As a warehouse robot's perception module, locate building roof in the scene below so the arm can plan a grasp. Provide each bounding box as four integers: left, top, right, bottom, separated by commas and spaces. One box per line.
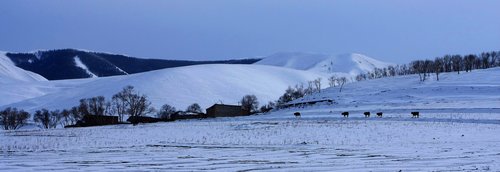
207, 104, 242, 109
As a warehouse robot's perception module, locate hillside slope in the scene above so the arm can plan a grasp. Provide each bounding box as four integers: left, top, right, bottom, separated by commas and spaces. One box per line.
256, 52, 393, 76
0, 52, 47, 83
1, 64, 326, 112
284, 67, 500, 114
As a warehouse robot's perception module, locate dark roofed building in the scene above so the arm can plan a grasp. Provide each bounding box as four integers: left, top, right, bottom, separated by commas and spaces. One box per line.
206, 104, 250, 118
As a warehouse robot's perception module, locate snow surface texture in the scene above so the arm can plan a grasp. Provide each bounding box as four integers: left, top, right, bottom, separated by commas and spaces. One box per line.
256, 52, 393, 77
73, 56, 98, 78
0, 52, 47, 83
0, 64, 326, 112
1, 112, 499, 171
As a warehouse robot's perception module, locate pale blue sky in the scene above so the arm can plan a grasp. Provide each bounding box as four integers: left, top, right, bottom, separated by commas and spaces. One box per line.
1, 0, 499, 63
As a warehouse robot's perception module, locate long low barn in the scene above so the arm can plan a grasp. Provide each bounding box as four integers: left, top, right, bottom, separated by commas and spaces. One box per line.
206, 104, 250, 118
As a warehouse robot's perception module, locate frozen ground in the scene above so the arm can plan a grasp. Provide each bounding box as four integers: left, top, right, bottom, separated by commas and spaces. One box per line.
1, 111, 500, 171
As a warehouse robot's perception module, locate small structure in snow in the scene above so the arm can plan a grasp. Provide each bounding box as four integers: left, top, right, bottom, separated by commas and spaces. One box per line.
376, 112, 383, 118
206, 104, 250, 118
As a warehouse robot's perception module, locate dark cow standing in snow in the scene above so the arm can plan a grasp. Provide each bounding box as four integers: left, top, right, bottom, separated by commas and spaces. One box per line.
341, 112, 349, 118
411, 112, 420, 118
364, 112, 370, 118
376, 112, 383, 118
294, 112, 301, 118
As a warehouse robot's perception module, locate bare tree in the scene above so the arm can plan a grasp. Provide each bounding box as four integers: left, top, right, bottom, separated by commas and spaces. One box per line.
59, 109, 72, 127
481, 52, 490, 69
78, 96, 106, 116
186, 103, 203, 113
113, 86, 154, 117
451, 55, 462, 74
89, 96, 106, 116
0, 107, 30, 130
34, 109, 60, 129
490, 51, 498, 67
464, 54, 476, 72
157, 104, 176, 119
434, 57, 443, 81
338, 77, 347, 92
241, 94, 259, 113
387, 65, 396, 77
328, 75, 337, 87
70, 106, 83, 124
78, 99, 91, 116
423, 60, 433, 80
305, 81, 314, 95
111, 94, 127, 122
411, 60, 424, 81
313, 78, 322, 92
292, 84, 305, 100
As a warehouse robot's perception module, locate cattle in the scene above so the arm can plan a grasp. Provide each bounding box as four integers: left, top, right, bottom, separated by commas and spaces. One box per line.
341, 112, 349, 118
376, 112, 383, 118
411, 111, 420, 118
363, 112, 370, 118
294, 112, 301, 118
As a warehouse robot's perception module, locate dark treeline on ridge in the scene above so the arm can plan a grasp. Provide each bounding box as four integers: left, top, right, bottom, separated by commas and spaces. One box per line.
355, 51, 500, 82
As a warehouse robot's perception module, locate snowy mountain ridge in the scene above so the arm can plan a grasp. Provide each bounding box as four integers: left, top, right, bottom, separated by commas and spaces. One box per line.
256, 52, 393, 76
3, 49, 261, 80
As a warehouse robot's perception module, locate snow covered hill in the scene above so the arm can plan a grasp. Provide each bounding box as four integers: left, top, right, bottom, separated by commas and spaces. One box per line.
1, 64, 326, 112
284, 67, 500, 114
256, 52, 393, 76
0, 52, 47, 83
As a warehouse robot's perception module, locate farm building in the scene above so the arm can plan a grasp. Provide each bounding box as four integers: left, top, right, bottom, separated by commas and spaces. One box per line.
206, 104, 250, 118
66, 115, 119, 128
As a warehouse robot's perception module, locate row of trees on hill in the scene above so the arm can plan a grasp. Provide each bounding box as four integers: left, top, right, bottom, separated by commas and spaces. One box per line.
355, 51, 500, 82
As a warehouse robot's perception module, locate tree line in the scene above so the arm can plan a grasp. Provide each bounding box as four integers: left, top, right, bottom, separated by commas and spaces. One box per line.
355, 51, 500, 82
0, 86, 206, 130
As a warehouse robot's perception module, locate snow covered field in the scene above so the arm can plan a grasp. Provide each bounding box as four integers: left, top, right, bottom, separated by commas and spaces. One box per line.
2, 112, 500, 171
1, 53, 499, 171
